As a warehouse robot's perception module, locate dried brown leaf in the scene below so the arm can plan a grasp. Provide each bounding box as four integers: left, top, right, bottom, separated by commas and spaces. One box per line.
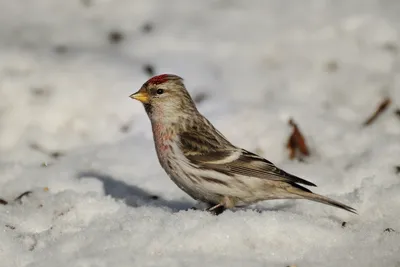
287, 118, 310, 160
363, 97, 391, 126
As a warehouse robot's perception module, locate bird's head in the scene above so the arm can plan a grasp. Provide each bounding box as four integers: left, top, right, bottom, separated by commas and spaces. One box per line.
130, 74, 198, 123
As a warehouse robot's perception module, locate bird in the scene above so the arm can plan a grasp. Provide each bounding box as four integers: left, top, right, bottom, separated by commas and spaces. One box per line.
130, 74, 356, 215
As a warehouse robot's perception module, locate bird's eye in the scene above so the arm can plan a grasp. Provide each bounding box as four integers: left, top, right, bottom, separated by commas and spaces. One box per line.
156, 89, 164, 95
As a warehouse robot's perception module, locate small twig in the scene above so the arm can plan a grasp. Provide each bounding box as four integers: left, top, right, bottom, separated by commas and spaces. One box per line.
14, 191, 32, 204
363, 97, 391, 126
0, 198, 8, 205
287, 118, 310, 160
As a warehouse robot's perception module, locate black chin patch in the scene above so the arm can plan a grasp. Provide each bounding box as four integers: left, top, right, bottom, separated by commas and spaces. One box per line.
144, 103, 152, 115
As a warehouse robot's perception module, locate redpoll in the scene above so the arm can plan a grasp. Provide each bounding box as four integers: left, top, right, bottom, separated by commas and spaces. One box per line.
130, 74, 356, 215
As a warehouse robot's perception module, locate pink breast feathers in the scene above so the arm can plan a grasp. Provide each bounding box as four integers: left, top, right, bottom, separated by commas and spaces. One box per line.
153, 124, 172, 154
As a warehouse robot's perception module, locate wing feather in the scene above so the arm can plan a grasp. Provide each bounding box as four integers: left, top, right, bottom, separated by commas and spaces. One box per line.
179, 130, 316, 187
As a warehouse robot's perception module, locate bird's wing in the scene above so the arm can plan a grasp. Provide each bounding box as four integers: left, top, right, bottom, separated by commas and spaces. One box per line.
179, 123, 235, 155
179, 131, 316, 187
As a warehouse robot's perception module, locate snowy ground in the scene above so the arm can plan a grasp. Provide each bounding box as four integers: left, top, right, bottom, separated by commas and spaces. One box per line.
1, 0, 400, 266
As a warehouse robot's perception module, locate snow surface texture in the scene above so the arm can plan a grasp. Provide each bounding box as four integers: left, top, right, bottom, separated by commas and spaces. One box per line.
1, 0, 400, 266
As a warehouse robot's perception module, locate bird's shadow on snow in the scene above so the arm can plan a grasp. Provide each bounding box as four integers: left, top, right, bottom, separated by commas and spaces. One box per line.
76, 171, 301, 215
77, 171, 193, 212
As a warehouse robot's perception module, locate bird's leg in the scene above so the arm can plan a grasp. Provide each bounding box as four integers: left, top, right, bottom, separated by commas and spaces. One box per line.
206, 196, 235, 215
221, 196, 236, 209
207, 203, 223, 211
206, 204, 226, 215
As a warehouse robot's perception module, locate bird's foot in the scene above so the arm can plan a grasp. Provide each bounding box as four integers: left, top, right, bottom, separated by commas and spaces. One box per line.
207, 203, 223, 212
206, 196, 235, 216
206, 204, 226, 216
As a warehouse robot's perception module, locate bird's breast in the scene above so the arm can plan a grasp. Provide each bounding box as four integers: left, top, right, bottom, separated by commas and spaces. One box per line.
152, 124, 175, 167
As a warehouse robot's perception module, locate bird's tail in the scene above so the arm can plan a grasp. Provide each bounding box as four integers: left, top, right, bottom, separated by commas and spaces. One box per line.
287, 184, 357, 214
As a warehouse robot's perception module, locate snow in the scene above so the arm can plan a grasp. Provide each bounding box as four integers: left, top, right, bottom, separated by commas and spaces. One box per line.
1, 0, 400, 266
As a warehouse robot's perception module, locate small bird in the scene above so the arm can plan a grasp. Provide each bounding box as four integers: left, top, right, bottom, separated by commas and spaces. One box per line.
130, 74, 356, 215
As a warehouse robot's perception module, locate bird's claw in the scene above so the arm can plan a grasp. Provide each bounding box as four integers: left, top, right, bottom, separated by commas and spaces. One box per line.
206, 196, 235, 215
206, 204, 226, 215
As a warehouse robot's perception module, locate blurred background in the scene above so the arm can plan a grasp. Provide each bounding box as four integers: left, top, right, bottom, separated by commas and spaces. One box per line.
0, 0, 399, 163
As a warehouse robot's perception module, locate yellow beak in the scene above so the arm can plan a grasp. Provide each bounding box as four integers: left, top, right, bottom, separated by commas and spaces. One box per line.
129, 90, 149, 104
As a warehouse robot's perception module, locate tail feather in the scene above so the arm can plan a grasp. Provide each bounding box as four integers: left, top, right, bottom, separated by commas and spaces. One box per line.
287, 185, 357, 214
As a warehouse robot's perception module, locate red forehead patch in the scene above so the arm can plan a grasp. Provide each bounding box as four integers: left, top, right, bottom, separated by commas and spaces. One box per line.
147, 74, 169, 85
